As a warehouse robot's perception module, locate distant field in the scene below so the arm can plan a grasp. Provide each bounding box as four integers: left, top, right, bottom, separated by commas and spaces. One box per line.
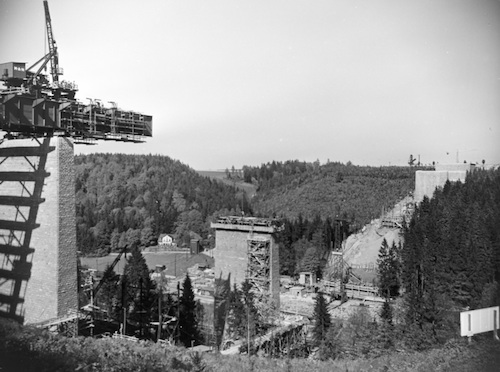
196, 170, 227, 179
196, 170, 257, 199
80, 251, 214, 278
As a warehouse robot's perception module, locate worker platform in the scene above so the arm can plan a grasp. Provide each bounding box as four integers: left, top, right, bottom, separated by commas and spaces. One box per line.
0, 67, 152, 143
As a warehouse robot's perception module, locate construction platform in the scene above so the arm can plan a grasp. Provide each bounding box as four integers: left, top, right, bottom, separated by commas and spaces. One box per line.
0, 87, 152, 143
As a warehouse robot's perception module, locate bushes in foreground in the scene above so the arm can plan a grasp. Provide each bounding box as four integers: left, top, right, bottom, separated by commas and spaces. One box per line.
1, 317, 499, 372
0, 318, 206, 372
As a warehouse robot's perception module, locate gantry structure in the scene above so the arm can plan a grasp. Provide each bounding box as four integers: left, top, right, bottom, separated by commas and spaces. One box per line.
0, 1, 152, 324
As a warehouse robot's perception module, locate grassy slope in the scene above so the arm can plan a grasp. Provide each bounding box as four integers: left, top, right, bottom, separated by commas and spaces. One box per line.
81, 252, 214, 277
196, 170, 257, 199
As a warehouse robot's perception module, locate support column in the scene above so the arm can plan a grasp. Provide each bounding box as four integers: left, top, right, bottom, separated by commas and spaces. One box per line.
21, 137, 78, 324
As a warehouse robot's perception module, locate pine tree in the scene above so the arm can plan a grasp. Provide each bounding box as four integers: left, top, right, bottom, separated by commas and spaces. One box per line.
312, 292, 331, 344
240, 280, 259, 353
226, 284, 246, 338
213, 274, 230, 349
178, 273, 200, 347
379, 299, 393, 324
123, 244, 154, 335
377, 238, 400, 298
96, 264, 120, 321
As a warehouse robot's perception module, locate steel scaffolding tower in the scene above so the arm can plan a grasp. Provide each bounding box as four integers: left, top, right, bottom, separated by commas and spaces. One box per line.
246, 236, 271, 295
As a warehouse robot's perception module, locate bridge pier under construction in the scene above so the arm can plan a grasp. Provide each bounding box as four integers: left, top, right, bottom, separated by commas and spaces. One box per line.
0, 137, 78, 324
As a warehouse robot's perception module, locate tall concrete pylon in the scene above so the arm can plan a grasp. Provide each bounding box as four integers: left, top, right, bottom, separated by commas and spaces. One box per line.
211, 216, 280, 309
0, 137, 77, 324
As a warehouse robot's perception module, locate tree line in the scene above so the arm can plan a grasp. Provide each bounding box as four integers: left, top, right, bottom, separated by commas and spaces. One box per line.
276, 215, 350, 277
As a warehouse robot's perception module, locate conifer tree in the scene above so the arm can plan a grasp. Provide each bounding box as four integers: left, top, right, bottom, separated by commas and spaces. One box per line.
377, 238, 400, 298
312, 292, 331, 344
123, 243, 154, 335
178, 273, 200, 347
96, 264, 120, 321
213, 274, 230, 349
380, 299, 393, 324
240, 280, 259, 353
226, 284, 246, 338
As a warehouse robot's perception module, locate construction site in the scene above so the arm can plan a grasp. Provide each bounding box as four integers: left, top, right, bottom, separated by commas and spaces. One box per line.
0, 0, 486, 359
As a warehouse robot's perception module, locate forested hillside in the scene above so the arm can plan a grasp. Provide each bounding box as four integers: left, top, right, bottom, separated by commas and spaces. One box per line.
402, 167, 500, 342
244, 160, 428, 230
75, 154, 251, 256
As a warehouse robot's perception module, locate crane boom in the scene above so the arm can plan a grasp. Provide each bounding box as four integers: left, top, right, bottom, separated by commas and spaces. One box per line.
43, 0, 60, 83
92, 246, 127, 297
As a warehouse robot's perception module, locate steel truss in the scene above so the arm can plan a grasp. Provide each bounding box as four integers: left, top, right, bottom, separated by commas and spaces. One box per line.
246, 236, 271, 295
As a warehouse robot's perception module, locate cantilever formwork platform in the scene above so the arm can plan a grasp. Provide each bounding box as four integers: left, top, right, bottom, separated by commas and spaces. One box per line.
0, 89, 152, 143
211, 216, 281, 308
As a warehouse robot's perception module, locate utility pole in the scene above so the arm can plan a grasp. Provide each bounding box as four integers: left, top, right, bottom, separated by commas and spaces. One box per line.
176, 281, 180, 345
90, 275, 94, 337
247, 304, 250, 356
157, 272, 163, 341
139, 277, 144, 338
121, 277, 127, 335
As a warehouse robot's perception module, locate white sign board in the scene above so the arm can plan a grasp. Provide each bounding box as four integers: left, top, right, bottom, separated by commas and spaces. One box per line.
460, 306, 499, 337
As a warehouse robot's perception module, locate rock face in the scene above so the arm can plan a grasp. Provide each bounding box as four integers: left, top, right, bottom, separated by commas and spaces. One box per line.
343, 221, 402, 269
343, 195, 411, 270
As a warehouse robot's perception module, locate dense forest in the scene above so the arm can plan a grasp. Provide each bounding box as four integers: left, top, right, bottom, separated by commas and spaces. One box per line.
243, 160, 429, 229
401, 167, 500, 343
75, 154, 251, 256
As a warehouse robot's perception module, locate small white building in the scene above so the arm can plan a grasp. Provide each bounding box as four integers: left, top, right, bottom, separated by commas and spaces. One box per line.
298, 271, 316, 286
158, 234, 175, 247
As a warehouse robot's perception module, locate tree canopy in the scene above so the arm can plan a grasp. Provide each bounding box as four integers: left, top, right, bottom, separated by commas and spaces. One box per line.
75, 153, 251, 256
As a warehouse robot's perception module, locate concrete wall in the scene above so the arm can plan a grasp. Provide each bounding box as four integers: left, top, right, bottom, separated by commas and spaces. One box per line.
414, 164, 473, 203
212, 223, 280, 307
0, 137, 78, 324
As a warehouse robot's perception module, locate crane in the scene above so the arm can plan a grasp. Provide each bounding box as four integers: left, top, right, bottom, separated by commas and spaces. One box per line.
26, 0, 69, 92
92, 245, 128, 298
1, 0, 151, 142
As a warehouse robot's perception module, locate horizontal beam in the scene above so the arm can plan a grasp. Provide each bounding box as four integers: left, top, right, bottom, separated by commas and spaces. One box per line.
0, 265, 32, 281
0, 244, 35, 256
0, 219, 40, 231
0, 196, 45, 206
0, 309, 24, 323
0, 146, 55, 157
0, 171, 50, 182
211, 223, 275, 233
0, 293, 24, 305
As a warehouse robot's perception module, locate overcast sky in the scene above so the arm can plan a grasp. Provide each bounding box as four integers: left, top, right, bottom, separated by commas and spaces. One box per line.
1, 0, 499, 169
